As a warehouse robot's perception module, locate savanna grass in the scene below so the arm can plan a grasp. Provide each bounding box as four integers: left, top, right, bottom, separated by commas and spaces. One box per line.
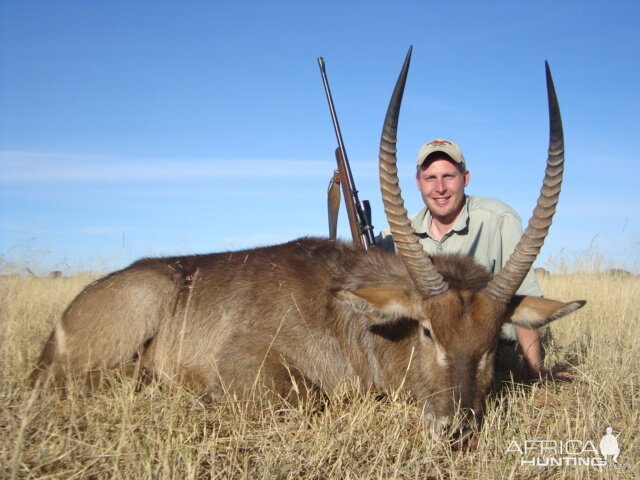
1, 270, 638, 479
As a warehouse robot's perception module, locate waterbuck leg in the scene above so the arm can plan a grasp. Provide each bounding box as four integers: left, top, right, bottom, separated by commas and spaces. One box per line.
30, 261, 184, 387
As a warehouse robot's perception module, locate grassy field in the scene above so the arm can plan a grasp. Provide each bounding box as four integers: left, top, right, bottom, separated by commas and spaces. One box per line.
1, 271, 638, 479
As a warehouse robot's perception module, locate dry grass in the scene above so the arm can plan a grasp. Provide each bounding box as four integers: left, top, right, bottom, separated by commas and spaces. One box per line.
1, 271, 638, 479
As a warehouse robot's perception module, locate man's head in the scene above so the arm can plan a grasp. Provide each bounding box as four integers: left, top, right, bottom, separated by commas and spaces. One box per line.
415, 139, 470, 225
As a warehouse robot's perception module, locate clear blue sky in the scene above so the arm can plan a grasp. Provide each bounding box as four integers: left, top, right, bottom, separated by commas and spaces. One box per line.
1, 0, 639, 274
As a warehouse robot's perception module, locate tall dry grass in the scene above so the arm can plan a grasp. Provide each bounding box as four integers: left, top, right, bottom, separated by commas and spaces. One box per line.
1, 271, 638, 479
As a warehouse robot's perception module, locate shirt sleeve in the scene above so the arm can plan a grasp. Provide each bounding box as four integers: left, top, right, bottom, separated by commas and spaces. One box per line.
376, 227, 398, 252
499, 212, 543, 297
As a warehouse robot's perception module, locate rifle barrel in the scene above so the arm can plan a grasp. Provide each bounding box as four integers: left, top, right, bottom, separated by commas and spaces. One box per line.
317, 58, 359, 198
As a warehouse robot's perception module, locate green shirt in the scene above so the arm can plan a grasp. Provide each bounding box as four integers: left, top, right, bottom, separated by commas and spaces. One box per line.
379, 195, 542, 339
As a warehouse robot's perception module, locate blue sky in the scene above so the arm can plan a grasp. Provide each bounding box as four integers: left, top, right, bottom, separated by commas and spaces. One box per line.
1, 0, 639, 274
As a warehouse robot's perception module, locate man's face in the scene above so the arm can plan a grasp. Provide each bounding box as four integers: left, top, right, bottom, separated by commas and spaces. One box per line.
416, 157, 470, 224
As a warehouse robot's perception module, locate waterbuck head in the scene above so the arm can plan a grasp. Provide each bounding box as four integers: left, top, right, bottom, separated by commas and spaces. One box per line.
366, 47, 585, 439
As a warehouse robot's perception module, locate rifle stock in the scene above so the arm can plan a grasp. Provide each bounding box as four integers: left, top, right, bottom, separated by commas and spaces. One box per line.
334, 148, 364, 245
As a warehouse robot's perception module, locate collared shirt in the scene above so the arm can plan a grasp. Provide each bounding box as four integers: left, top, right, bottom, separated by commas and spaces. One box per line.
378, 195, 543, 340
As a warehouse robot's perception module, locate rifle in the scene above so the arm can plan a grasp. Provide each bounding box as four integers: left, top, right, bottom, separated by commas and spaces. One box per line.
318, 57, 376, 250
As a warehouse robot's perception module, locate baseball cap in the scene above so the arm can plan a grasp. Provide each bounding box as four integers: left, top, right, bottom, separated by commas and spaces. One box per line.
416, 139, 466, 170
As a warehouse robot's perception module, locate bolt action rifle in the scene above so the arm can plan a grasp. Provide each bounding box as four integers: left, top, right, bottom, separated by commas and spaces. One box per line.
318, 57, 376, 250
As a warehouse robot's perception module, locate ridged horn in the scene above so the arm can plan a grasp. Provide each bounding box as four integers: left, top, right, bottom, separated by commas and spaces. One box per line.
484, 61, 564, 303
379, 46, 449, 298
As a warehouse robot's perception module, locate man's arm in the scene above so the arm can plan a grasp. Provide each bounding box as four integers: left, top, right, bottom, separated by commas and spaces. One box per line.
499, 212, 573, 381
499, 212, 543, 297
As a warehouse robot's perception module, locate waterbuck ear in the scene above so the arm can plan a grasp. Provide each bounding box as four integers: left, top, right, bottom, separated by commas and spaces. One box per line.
334, 286, 419, 323
506, 296, 586, 329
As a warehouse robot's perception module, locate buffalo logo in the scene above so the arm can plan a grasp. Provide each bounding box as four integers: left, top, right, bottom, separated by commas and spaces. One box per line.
428, 140, 452, 147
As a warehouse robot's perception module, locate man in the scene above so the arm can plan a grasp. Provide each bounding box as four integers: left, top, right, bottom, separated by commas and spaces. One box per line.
379, 138, 572, 381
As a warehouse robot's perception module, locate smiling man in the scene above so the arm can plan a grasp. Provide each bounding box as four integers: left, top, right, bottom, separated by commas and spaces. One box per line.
379, 138, 572, 381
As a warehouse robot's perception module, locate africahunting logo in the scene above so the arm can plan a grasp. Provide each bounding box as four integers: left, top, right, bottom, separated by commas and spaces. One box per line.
506, 427, 627, 468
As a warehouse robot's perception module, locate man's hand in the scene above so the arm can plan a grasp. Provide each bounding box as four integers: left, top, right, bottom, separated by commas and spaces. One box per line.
516, 326, 575, 382
536, 368, 575, 382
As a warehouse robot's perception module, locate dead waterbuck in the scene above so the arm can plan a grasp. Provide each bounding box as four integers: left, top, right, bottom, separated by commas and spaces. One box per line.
31, 48, 585, 444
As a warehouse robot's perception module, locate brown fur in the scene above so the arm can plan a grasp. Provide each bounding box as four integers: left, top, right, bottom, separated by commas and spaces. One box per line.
32, 236, 584, 431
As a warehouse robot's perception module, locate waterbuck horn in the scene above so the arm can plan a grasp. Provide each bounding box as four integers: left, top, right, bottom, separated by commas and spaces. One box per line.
483, 61, 564, 303
379, 46, 449, 298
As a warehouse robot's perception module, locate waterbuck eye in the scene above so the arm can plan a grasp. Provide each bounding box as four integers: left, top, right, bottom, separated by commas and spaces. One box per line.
422, 326, 432, 338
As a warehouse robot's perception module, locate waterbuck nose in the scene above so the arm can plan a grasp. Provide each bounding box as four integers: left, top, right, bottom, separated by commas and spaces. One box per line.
447, 423, 479, 452
447, 422, 472, 440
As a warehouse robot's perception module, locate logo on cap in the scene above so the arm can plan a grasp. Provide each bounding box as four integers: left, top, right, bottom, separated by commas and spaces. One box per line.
427, 140, 453, 148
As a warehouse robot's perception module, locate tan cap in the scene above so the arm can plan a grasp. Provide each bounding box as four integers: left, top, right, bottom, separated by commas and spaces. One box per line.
416, 138, 466, 170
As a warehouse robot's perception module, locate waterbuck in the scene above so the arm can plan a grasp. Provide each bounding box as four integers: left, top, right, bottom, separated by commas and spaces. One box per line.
32, 49, 585, 442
